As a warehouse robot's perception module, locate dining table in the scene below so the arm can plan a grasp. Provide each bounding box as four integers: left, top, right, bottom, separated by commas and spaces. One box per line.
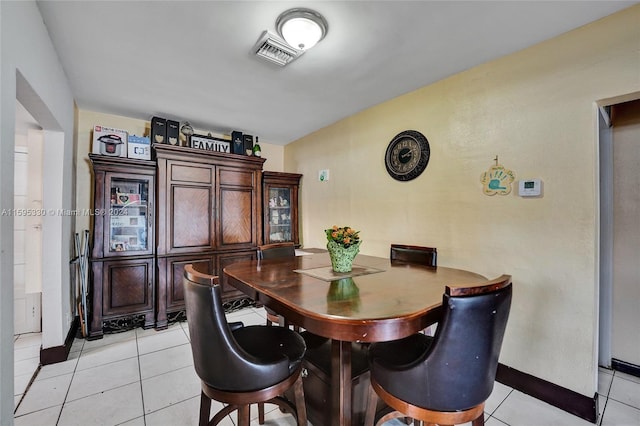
223, 251, 488, 426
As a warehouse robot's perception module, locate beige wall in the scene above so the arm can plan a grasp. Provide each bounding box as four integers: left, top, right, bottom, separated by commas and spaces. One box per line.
75, 110, 285, 233
284, 6, 640, 396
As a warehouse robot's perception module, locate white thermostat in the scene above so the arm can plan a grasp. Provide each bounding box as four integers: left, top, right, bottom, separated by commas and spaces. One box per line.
518, 179, 543, 197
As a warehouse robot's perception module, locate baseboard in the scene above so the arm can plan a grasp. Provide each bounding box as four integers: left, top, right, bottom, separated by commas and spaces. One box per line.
496, 363, 598, 424
611, 358, 640, 378
40, 316, 80, 365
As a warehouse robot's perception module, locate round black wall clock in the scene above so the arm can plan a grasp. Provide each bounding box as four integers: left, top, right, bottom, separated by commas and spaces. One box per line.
384, 130, 430, 181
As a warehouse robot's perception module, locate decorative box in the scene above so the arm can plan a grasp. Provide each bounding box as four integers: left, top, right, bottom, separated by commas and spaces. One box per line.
151, 116, 167, 144
243, 134, 254, 155
231, 131, 244, 154
92, 125, 128, 158
127, 135, 151, 160
166, 120, 180, 146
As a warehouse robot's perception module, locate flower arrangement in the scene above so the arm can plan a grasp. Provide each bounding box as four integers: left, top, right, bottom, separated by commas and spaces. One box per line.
325, 225, 361, 249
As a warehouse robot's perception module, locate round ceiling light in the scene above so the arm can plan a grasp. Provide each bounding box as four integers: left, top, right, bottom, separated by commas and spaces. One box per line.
276, 8, 328, 51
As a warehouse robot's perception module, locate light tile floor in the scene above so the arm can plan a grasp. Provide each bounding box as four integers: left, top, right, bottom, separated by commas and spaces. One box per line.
13, 306, 640, 425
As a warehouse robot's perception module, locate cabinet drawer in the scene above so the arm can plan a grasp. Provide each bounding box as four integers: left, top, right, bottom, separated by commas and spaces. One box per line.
219, 168, 254, 187
170, 163, 212, 184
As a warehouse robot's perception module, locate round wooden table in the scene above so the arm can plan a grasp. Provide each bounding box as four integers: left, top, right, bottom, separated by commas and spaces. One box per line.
224, 252, 487, 426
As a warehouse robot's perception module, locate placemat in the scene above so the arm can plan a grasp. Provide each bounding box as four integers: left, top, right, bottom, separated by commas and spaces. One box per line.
294, 265, 385, 281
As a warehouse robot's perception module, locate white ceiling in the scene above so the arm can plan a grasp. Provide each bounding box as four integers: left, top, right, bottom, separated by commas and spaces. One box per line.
36, 1, 636, 145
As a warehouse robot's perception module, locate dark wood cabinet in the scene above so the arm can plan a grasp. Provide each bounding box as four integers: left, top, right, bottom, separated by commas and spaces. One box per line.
88, 146, 265, 336
155, 144, 264, 328
263, 171, 302, 247
88, 154, 156, 339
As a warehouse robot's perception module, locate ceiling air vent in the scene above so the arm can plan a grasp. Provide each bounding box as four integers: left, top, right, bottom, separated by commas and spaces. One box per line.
253, 31, 304, 66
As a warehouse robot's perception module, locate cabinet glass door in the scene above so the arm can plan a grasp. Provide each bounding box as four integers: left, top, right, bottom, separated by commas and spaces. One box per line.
109, 178, 150, 253
267, 187, 293, 242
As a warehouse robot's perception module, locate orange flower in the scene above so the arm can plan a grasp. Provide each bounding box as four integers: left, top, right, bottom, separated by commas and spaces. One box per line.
325, 225, 361, 248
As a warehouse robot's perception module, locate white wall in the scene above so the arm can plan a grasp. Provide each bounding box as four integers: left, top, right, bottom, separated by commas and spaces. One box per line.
1, 2, 75, 424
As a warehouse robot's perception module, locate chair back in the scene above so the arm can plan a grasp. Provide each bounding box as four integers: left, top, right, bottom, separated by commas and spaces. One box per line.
424, 275, 511, 410
258, 242, 296, 260
390, 244, 437, 267
375, 275, 512, 412
183, 264, 290, 391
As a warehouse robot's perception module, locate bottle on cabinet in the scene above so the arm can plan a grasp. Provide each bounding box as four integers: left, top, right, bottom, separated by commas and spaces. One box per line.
252, 137, 262, 157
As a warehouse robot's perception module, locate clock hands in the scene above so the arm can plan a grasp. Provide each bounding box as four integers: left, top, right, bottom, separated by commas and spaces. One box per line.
400, 150, 414, 160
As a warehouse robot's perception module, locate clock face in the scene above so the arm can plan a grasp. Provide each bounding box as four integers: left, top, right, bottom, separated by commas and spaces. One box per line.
385, 130, 430, 181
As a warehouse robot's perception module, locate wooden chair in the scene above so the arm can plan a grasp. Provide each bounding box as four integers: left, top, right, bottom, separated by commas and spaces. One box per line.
183, 264, 307, 426
257, 242, 297, 328
364, 275, 513, 426
390, 244, 437, 267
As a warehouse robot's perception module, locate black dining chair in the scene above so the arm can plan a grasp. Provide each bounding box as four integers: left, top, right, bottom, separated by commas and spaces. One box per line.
390, 244, 438, 336
364, 275, 512, 426
183, 264, 307, 426
390, 244, 437, 267
257, 242, 298, 329
258, 242, 297, 260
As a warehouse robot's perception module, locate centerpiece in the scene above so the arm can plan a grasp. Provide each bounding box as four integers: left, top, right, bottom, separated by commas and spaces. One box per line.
325, 225, 361, 273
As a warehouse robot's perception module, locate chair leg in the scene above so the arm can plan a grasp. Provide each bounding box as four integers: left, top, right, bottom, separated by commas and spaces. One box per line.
237, 404, 251, 426
258, 402, 265, 424
364, 384, 378, 426
199, 391, 211, 426
292, 374, 307, 426
472, 412, 485, 426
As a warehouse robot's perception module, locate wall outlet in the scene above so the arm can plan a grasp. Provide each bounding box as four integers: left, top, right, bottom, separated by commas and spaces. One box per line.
319, 169, 330, 182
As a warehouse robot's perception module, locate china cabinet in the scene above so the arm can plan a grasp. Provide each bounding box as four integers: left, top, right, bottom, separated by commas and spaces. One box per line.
262, 171, 302, 247
88, 154, 156, 339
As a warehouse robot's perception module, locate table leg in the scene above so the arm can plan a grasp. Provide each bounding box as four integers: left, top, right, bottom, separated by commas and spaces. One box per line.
331, 339, 352, 426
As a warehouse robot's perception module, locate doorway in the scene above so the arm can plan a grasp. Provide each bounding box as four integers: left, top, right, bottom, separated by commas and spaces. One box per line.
13, 101, 43, 335
599, 98, 640, 376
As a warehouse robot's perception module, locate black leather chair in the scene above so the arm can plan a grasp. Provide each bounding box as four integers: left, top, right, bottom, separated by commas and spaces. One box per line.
391, 244, 438, 336
258, 242, 296, 260
364, 275, 512, 426
183, 264, 307, 426
390, 244, 437, 267
257, 242, 297, 328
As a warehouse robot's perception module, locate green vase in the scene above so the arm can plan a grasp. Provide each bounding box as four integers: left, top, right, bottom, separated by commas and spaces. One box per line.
327, 240, 361, 273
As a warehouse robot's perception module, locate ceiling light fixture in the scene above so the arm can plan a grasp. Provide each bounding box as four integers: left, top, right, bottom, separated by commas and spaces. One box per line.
276, 8, 328, 51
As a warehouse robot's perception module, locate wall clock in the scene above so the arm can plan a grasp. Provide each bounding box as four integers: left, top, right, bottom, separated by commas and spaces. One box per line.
385, 130, 430, 181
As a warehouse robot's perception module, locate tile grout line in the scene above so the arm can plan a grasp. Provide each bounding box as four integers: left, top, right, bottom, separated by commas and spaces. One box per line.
55, 336, 84, 425
597, 397, 608, 426
12, 365, 42, 415
135, 330, 148, 426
